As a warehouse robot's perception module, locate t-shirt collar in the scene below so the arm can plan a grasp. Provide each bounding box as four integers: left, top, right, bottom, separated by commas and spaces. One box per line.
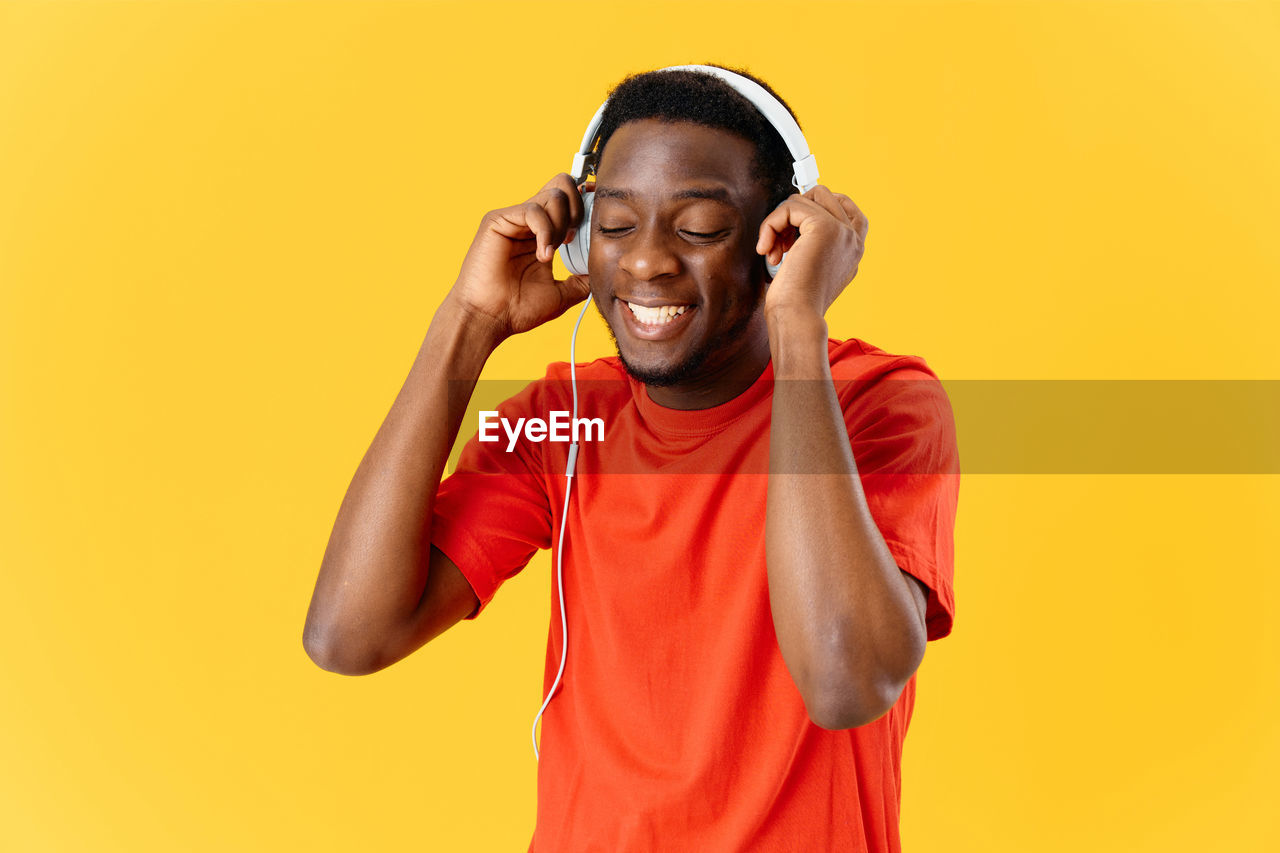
629, 359, 775, 436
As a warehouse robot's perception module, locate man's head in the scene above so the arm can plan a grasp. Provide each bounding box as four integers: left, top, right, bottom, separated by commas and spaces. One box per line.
592, 66, 801, 214
585, 67, 803, 399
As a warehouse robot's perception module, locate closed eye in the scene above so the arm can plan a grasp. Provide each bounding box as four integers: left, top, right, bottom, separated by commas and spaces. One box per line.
595, 226, 729, 241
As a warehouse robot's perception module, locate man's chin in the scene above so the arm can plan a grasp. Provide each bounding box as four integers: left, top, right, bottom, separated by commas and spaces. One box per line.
601, 308, 722, 388
620, 363, 680, 388
616, 350, 703, 388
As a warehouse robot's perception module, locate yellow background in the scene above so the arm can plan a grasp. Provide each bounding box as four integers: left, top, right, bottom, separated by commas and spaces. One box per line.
2, 0, 1277, 849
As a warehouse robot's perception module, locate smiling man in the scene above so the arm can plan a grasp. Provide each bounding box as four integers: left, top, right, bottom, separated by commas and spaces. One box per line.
304, 66, 959, 852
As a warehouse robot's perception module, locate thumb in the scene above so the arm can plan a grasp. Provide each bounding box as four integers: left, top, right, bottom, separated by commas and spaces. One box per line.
557, 274, 592, 314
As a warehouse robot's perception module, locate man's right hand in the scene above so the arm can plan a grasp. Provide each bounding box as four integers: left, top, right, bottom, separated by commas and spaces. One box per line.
449, 173, 592, 343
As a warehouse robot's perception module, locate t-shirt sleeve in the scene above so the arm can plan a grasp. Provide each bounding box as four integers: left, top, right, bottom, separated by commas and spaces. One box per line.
840, 366, 960, 640
431, 379, 554, 619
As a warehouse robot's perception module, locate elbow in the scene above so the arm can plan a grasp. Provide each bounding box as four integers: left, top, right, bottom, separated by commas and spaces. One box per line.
802, 639, 926, 731
805, 677, 910, 730
302, 623, 382, 677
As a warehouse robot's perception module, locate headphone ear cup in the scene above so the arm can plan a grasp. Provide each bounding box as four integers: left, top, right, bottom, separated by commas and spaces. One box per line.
558, 190, 594, 276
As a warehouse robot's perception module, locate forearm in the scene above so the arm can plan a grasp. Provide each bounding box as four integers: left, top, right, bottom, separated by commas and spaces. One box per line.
303, 295, 501, 672
765, 307, 926, 729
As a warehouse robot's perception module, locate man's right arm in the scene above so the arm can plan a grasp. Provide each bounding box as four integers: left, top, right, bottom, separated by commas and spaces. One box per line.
302, 302, 498, 675
302, 175, 589, 675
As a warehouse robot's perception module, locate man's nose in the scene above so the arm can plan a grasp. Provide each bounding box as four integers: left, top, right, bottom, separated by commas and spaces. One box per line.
618, 228, 681, 281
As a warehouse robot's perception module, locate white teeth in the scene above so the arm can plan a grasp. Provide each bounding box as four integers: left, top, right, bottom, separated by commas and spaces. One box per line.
626, 302, 689, 325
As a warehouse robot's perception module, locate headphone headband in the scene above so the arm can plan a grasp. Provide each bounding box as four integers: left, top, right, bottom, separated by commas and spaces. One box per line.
569, 64, 819, 193
559, 65, 815, 278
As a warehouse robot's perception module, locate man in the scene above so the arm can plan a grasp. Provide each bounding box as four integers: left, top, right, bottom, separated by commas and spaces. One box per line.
304, 66, 959, 851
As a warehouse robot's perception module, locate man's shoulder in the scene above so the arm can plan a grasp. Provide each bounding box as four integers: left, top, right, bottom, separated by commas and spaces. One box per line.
829, 338, 956, 445
827, 337, 941, 383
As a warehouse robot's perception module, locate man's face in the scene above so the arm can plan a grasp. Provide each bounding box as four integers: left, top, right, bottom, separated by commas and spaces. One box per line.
587, 119, 773, 394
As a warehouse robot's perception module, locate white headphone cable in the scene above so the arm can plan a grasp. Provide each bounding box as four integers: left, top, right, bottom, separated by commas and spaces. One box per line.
532, 292, 593, 760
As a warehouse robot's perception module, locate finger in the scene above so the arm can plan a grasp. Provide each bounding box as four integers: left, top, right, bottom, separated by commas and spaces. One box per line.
542, 173, 585, 227
756, 195, 823, 262
536, 174, 586, 246
833, 194, 869, 239
506, 236, 539, 259
538, 189, 574, 255
803, 185, 853, 226
537, 273, 593, 322
558, 274, 592, 312
537, 179, 579, 230
820, 190, 867, 237
517, 201, 557, 262
757, 224, 799, 268
762, 224, 799, 267
568, 179, 596, 245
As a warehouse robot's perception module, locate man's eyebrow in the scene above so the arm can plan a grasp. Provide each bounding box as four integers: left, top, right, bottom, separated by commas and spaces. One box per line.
671, 186, 734, 204
593, 186, 632, 201
592, 186, 736, 204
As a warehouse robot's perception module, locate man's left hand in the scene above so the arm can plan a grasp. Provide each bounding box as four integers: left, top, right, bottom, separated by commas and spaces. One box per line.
756, 186, 869, 319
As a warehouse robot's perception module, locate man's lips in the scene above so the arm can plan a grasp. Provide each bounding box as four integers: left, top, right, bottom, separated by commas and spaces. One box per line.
624, 301, 688, 324
614, 297, 697, 341
618, 294, 697, 307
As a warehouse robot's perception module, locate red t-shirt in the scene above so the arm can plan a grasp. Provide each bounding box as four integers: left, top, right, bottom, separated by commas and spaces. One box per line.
432, 338, 959, 852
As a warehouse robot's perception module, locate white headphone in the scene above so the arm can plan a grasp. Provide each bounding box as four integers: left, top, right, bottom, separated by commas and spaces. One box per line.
556, 64, 821, 279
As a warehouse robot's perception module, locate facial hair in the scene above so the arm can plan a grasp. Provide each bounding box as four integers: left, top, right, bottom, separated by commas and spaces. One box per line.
604, 277, 766, 388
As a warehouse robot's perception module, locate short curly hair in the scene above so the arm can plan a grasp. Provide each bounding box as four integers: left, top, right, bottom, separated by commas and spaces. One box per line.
592, 65, 802, 211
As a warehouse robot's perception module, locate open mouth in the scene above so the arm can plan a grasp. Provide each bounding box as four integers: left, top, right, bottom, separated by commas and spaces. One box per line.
624, 301, 691, 326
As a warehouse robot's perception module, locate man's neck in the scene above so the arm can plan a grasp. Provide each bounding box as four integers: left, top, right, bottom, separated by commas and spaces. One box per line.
642, 315, 774, 411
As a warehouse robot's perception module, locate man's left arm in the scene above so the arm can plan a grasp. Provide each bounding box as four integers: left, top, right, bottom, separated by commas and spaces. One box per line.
759, 187, 930, 731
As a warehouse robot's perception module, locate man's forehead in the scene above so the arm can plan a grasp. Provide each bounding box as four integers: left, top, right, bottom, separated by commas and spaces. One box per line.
594, 120, 762, 204
597, 120, 754, 173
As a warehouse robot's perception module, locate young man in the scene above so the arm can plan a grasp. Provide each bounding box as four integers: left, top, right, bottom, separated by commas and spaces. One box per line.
304, 66, 959, 851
